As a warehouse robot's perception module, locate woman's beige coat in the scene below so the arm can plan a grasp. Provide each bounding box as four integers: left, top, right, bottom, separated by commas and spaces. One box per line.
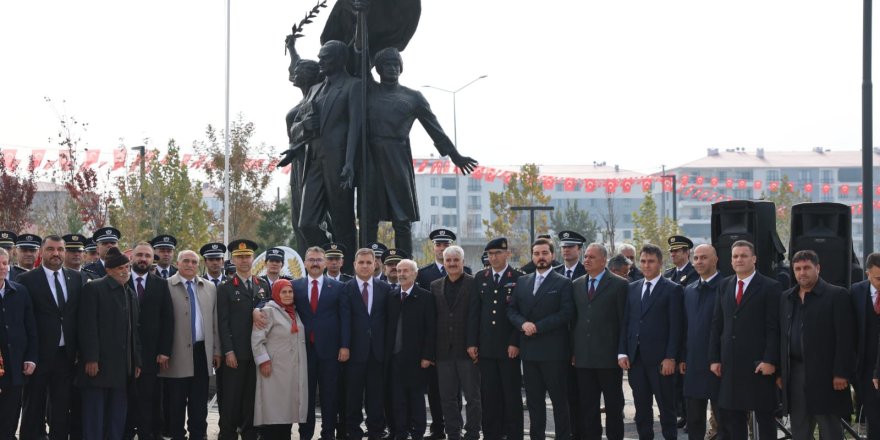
251, 300, 308, 425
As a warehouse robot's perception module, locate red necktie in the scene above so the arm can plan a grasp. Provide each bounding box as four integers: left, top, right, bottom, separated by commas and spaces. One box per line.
873, 293, 880, 315
310, 280, 319, 343
736, 280, 744, 306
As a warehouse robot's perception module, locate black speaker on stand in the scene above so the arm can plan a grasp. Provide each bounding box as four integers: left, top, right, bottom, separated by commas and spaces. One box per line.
711, 200, 787, 280
789, 202, 862, 289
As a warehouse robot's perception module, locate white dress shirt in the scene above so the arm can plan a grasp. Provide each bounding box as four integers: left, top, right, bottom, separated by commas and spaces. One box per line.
42, 266, 68, 346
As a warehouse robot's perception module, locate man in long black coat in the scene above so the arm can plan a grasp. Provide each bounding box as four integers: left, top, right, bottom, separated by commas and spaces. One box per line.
853, 252, 880, 439
779, 250, 853, 440
709, 240, 781, 440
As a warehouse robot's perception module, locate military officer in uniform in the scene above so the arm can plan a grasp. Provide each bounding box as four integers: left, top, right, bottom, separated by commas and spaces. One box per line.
82, 227, 122, 279
62, 234, 87, 271
217, 239, 270, 440
10, 233, 41, 281
519, 234, 560, 274
84, 239, 99, 266
467, 237, 524, 440
261, 247, 293, 289
554, 231, 587, 280
381, 249, 407, 289
369, 243, 388, 279
664, 235, 696, 287
151, 235, 178, 279
324, 243, 353, 282
0, 231, 17, 272
200, 242, 228, 287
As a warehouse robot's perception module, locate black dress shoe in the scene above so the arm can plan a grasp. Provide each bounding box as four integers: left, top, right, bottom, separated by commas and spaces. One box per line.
426, 433, 446, 440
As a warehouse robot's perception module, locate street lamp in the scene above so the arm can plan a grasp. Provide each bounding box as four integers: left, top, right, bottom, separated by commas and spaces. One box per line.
423, 74, 488, 147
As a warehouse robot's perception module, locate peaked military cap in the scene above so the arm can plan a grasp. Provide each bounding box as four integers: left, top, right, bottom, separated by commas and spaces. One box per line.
63, 234, 87, 251
667, 235, 694, 251
199, 242, 227, 259
484, 237, 509, 251
84, 238, 97, 252
367, 242, 388, 258
265, 247, 285, 262
558, 230, 586, 247
150, 234, 178, 249
93, 227, 122, 243
16, 233, 42, 249
228, 239, 258, 257
322, 242, 346, 258
429, 229, 456, 243
381, 248, 408, 265
0, 231, 17, 249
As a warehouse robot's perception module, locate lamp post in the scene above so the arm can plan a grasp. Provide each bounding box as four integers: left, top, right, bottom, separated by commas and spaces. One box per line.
423, 74, 488, 147
862, 0, 874, 260
131, 145, 145, 201
511, 206, 555, 246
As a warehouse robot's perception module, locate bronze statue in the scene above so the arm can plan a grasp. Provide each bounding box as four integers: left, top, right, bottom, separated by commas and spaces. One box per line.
343, 47, 477, 255
320, 0, 421, 59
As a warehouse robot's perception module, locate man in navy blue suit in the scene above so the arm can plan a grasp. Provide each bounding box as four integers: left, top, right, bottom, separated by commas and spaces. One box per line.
344, 248, 391, 440
853, 252, 880, 439
295, 246, 351, 440
618, 244, 683, 440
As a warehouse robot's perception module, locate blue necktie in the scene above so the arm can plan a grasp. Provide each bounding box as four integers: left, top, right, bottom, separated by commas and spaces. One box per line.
186, 281, 197, 342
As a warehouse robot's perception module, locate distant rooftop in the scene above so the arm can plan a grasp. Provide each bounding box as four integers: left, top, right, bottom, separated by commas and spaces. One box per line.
676, 147, 880, 169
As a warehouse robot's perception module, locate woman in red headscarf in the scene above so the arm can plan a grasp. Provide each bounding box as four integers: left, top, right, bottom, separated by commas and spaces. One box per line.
251, 279, 308, 439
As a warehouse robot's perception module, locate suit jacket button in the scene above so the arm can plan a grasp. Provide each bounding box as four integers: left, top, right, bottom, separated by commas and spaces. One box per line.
492, 310, 496, 314
493, 300, 497, 304
492, 321, 496, 325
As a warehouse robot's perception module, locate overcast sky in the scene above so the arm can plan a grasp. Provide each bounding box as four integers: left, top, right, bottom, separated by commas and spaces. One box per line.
1, 0, 876, 180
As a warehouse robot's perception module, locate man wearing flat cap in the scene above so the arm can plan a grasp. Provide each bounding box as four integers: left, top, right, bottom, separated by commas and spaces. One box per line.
151, 235, 178, 280
200, 242, 228, 287
467, 237, 524, 440
10, 234, 42, 282
82, 227, 122, 279
261, 247, 293, 289
78, 247, 142, 440
63, 234, 87, 271
323, 243, 353, 283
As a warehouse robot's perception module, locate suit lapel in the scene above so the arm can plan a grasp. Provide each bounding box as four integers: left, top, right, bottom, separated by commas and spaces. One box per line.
591, 273, 610, 302
319, 81, 343, 132
737, 274, 761, 310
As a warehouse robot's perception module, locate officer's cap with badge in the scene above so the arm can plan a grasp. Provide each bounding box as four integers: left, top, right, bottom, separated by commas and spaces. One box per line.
16, 233, 42, 249
322, 242, 346, 259
381, 249, 408, 265
484, 237, 509, 252
266, 247, 285, 263
667, 235, 694, 252
151, 234, 177, 249
84, 238, 97, 252
367, 242, 388, 258
429, 229, 456, 244
0, 231, 17, 250
558, 230, 586, 248
63, 234, 87, 251
199, 242, 227, 259
93, 227, 121, 244
228, 239, 258, 257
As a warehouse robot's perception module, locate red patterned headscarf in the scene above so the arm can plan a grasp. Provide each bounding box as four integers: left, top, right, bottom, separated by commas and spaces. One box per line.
271, 279, 298, 333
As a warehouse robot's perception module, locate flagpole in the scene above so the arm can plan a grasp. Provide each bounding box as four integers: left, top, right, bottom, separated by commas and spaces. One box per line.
223, 0, 232, 246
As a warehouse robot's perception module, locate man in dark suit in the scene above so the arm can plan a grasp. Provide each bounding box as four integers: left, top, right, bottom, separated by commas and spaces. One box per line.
618, 244, 683, 440
432, 245, 481, 440
0, 247, 38, 438
679, 244, 722, 440
519, 234, 559, 274
294, 246, 351, 440
289, 40, 361, 269
78, 247, 141, 440
385, 259, 436, 440
415, 229, 469, 440
507, 237, 574, 440
151, 235, 178, 279
125, 242, 173, 440
853, 252, 880, 439
18, 235, 83, 440
217, 239, 270, 440
571, 243, 627, 440
10, 233, 41, 281
344, 248, 391, 440
467, 238, 524, 440
779, 250, 853, 440
619, 244, 644, 282
81, 227, 122, 279
709, 240, 782, 440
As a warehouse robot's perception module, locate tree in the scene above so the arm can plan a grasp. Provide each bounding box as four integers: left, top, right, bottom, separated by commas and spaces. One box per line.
760, 174, 809, 253
600, 195, 620, 254
483, 163, 552, 265
0, 152, 37, 232
550, 200, 600, 243
196, 116, 274, 239
111, 140, 216, 250
65, 168, 114, 232
632, 193, 680, 257
257, 201, 296, 250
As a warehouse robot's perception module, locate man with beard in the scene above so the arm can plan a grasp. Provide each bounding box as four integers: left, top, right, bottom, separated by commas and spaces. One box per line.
62, 234, 87, 271
18, 235, 80, 440
507, 238, 574, 440
200, 243, 227, 287
10, 234, 41, 281
125, 243, 173, 440
151, 235, 178, 279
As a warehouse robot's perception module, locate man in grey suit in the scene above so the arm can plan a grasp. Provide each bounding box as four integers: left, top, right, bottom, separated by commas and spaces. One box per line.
507, 238, 574, 440
571, 243, 628, 440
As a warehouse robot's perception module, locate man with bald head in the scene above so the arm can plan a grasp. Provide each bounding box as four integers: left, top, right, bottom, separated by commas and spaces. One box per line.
679, 244, 722, 440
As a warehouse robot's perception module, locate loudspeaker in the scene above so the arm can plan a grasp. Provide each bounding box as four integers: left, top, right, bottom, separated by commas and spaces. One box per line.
789, 202, 854, 288
711, 200, 786, 278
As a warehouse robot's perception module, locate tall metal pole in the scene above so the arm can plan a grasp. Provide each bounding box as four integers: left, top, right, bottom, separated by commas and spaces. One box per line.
131, 146, 145, 201
863, 0, 874, 261
423, 74, 487, 148
223, 0, 231, 245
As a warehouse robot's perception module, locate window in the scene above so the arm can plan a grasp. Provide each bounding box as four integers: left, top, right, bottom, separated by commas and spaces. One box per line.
735, 170, 753, 180
555, 182, 564, 192
430, 178, 438, 188
430, 196, 438, 206
690, 207, 701, 220
766, 170, 780, 182
441, 177, 457, 190
467, 195, 481, 210
431, 215, 439, 225
442, 196, 457, 208
467, 179, 481, 192
821, 169, 833, 184
467, 214, 481, 231
442, 215, 458, 227
838, 168, 860, 182
623, 230, 632, 239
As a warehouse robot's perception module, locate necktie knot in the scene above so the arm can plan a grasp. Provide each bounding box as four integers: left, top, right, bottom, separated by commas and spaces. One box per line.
566, 269, 573, 279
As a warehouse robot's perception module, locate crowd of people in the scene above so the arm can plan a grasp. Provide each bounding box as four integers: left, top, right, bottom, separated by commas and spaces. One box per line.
0, 226, 878, 440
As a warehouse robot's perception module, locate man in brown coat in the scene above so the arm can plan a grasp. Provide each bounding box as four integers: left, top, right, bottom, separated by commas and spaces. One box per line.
431, 245, 481, 440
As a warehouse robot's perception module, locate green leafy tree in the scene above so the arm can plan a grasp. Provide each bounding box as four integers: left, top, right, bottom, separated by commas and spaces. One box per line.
632, 193, 680, 261
483, 163, 551, 266
196, 115, 273, 239
550, 200, 600, 243
760, 174, 809, 253
257, 201, 296, 250
111, 140, 215, 250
